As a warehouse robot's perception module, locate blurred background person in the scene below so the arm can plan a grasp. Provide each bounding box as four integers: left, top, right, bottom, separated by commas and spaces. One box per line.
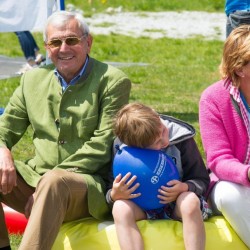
15, 31, 45, 74
225, 0, 250, 37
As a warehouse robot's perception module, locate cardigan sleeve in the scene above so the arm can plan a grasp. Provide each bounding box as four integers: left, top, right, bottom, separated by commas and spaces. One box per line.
199, 84, 250, 187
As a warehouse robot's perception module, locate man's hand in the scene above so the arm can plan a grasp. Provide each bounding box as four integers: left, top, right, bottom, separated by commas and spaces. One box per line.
110, 172, 141, 201
0, 147, 17, 194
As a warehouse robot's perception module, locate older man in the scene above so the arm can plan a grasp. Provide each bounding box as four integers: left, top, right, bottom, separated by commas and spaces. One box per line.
0, 11, 131, 250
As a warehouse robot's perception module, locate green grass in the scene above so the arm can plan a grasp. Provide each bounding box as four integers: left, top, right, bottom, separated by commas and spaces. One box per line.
0, 35, 223, 160
9, 234, 22, 250
69, 0, 224, 13
2, 0, 225, 248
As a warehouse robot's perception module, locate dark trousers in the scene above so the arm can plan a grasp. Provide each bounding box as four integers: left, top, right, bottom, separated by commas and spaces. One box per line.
226, 11, 250, 37
15, 31, 39, 61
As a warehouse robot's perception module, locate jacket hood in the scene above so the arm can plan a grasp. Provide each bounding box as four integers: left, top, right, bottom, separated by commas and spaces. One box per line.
160, 114, 195, 145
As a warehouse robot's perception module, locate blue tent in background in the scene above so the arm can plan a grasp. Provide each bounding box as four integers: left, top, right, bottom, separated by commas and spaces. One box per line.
0, 0, 65, 32
60, 0, 65, 10
0, 0, 64, 116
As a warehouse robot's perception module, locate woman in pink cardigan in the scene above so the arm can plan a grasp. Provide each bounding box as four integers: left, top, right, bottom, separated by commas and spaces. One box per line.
199, 25, 250, 248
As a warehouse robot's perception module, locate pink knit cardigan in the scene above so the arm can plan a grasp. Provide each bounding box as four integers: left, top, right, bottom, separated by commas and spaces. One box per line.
199, 79, 250, 187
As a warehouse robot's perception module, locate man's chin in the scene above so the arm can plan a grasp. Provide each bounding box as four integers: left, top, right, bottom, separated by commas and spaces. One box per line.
58, 64, 73, 72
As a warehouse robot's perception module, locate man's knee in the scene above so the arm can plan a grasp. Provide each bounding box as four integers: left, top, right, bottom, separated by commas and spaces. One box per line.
39, 169, 87, 189
38, 169, 67, 190
36, 169, 88, 198
36, 169, 90, 220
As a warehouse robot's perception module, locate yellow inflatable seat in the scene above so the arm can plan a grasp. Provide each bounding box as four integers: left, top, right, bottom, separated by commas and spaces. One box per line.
52, 216, 248, 250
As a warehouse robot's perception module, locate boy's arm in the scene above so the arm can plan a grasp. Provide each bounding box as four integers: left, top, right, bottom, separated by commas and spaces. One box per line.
106, 168, 115, 206
176, 138, 210, 196
105, 137, 120, 206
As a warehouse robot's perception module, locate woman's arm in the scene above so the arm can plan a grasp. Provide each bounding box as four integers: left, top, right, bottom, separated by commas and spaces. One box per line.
199, 91, 250, 187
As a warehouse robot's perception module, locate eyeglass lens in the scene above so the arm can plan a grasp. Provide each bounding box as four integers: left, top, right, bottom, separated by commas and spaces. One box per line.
47, 37, 82, 48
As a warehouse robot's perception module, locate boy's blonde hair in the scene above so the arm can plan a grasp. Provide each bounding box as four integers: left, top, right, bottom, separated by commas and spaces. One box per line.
114, 103, 162, 148
220, 24, 250, 87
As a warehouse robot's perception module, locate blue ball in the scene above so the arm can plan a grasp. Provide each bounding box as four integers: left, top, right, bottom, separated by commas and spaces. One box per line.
113, 146, 180, 210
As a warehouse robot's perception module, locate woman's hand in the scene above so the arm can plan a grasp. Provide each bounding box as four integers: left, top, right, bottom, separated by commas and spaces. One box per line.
158, 179, 188, 204
110, 172, 141, 201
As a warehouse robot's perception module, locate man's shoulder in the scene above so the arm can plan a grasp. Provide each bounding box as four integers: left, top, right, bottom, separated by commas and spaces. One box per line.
21, 64, 56, 83
89, 57, 129, 77
23, 63, 55, 78
19, 64, 57, 93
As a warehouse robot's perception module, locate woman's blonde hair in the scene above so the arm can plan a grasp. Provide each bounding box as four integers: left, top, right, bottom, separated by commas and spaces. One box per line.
220, 24, 250, 87
114, 103, 162, 148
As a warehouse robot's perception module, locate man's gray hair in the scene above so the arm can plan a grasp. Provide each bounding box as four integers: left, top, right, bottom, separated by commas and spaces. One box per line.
43, 11, 90, 42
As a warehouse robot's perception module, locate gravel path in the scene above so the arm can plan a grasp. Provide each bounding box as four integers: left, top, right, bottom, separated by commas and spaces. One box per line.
85, 11, 226, 40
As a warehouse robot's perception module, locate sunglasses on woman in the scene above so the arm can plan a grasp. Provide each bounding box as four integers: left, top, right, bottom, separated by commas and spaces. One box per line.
46, 34, 88, 48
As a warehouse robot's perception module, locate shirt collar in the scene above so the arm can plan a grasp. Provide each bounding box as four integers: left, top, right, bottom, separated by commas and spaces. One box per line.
224, 77, 241, 103
54, 56, 89, 92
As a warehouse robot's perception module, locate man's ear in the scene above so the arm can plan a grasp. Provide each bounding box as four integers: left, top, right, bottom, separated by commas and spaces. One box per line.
44, 43, 51, 59
86, 34, 93, 54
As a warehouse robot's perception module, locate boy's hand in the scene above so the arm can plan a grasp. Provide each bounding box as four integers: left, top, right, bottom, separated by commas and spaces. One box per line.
111, 172, 141, 201
157, 179, 188, 204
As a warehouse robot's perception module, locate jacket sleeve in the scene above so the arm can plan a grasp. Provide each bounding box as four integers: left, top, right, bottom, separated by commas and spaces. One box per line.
176, 138, 210, 196
199, 89, 250, 187
0, 79, 30, 149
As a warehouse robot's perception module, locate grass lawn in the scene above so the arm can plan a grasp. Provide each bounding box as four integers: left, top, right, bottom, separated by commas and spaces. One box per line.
0, 35, 223, 160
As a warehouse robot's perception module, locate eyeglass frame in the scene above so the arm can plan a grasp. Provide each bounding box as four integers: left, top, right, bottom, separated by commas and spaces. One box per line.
45, 33, 89, 48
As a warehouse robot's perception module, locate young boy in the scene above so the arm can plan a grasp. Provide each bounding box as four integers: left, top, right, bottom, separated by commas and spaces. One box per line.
106, 103, 211, 250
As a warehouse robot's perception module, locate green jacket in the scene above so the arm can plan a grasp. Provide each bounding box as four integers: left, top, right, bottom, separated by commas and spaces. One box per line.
0, 57, 131, 220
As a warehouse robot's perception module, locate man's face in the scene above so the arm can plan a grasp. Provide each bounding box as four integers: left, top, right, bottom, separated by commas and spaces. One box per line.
45, 18, 92, 82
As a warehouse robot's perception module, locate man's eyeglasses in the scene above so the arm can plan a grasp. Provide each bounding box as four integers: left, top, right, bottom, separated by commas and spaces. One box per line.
46, 34, 88, 48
